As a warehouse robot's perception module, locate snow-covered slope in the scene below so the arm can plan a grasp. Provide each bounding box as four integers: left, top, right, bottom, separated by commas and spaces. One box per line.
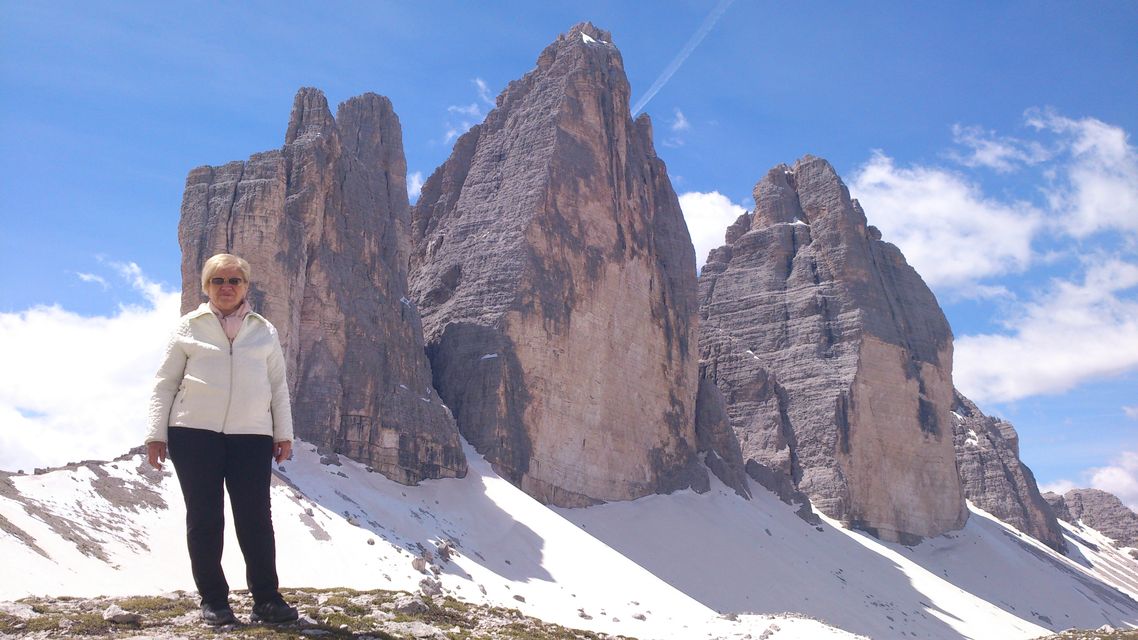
2, 437, 1136, 639
0, 440, 851, 640
560, 483, 1138, 639
1057, 517, 1138, 602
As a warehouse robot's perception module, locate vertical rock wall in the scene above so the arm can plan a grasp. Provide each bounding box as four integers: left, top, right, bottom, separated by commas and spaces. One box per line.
952, 391, 1067, 552
178, 88, 465, 483
698, 156, 967, 542
410, 23, 711, 506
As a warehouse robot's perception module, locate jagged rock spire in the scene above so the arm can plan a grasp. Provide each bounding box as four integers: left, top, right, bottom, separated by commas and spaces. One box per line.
179, 88, 465, 484
410, 24, 741, 506
699, 155, 967, 542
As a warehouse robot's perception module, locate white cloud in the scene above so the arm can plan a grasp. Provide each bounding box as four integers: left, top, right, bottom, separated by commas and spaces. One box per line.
442, 79, 497, 145
671, 108, 690, 132
474, 77, 495, 106
849, 151, 1043, 293
1089, 451, 1138, 511
662, 108, 691, 148
852, 111, 1137, 297
1123, 405, 1138, 420
855, 111, 1138, 406
76, 272, 108, 289
448, 103, 483, 118
948, 124, 1049, 173
0, 263, 180, 472
1039, 452, 1138, 511
408, 171, 424, 202
678, 191, 748, 273
954, 257, 1138, 404
1025, 110, 1138, 238
1038, 479, 1077, 496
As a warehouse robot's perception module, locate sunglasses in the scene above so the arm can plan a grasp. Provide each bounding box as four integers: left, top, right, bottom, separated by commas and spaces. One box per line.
209, 277, 246, 286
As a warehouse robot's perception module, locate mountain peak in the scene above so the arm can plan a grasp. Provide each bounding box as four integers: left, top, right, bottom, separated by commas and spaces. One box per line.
179, 88, 465, 485
567, 21, 612, 43
1048, 488, 1138, 549
285, 87, 335, 146
700, 155, 966, 542
535, 22, 624, 78
408, 21, 724, 506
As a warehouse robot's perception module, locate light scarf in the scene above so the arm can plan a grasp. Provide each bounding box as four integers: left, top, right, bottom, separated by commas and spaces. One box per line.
209, 299, 251, 343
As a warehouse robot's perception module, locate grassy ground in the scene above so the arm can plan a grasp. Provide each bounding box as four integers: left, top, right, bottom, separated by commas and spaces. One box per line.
3, 589, 1134, 639
0, 587, 631, 639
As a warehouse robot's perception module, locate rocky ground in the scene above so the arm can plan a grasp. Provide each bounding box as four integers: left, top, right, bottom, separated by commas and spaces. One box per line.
1032, 628, 1138, 640
1, 587, 1135, 640
0, 588, 634, 639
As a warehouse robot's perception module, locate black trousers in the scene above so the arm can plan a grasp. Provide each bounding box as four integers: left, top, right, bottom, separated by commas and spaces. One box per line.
168, 427, 282, 607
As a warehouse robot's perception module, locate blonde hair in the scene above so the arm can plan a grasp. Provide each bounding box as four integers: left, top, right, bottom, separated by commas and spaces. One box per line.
200, 254, 252, 294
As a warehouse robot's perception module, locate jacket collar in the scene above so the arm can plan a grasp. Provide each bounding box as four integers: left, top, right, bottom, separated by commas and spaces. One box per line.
189, 302, 266, 324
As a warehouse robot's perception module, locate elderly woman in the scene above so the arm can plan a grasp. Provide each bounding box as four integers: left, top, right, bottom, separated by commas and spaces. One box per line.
145, 253, 298, 625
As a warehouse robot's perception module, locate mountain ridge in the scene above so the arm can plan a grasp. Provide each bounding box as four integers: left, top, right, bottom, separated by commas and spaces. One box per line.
3, 21, 1133, 640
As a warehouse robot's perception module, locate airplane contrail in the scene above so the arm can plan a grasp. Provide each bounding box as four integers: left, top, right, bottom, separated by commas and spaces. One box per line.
631, 0, 737, 116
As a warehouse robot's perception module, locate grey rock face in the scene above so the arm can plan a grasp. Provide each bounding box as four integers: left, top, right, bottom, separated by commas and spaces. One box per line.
698, 156, 968, 542
410, 23, 707, 506
952, 391, 1066, 552
1043, 492, 1074, 523
1055, 489, 1138, 548
179, 88, 465, 484
694, 375, 751, 498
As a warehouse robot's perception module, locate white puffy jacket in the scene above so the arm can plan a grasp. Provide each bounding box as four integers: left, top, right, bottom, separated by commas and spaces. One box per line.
146, 303, 294, 443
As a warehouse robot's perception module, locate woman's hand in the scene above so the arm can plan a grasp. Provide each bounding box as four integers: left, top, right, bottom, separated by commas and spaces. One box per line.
274, 440, 292, 464
147, 441, 167, 469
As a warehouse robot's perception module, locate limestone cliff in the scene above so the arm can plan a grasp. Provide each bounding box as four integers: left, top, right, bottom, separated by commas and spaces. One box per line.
952, 391, 1066, 552
698, 156, 967, 542
1047, 489, 1138, 549
178, 88, 465, 484
410, 23, 719, 506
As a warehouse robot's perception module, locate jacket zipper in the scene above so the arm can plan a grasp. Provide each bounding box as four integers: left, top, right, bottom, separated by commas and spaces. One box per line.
221, 340, 234, 432
218, 315, 247, 432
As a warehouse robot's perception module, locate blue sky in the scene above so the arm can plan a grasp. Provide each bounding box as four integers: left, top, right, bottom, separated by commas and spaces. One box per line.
1, 1, 1136, 506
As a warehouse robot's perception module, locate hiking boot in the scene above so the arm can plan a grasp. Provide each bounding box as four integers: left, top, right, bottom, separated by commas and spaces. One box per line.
200, 602, 236, 626
251, 598, 299, 624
